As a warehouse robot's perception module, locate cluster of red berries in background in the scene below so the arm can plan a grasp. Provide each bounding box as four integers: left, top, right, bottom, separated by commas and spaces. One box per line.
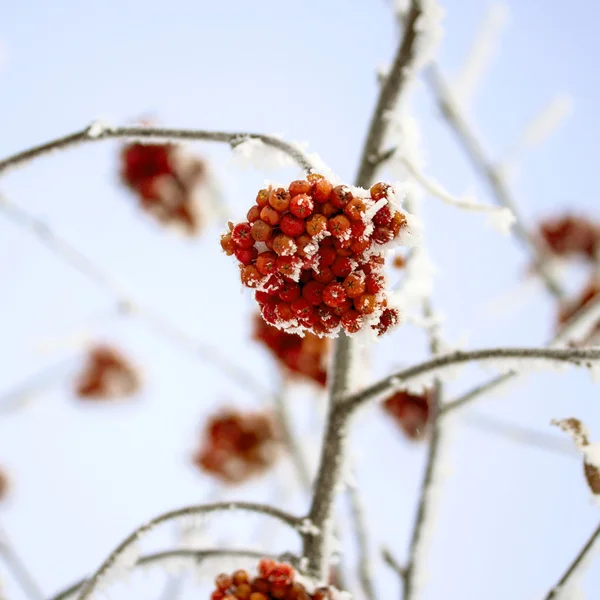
253, 314, 329, 387
0, 467, 9, 501
211, 560, 337, 600
193, 410, 280, 484
383, 389, 433, 441
538, 214, 600, 261
75, 345, 140, 400
221, 175, 406, 337
120, 142, 206, 234
537, 214, 600, 341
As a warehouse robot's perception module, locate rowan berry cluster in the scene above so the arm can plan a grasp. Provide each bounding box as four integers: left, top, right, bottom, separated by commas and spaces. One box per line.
120, 142, 206, 234
193, 410, 280, 484
538, 214, 600, 261
383, 389, 433, 440
211, 560, 337, 600
221, 175, 406, 337
75, 345, 140, 400
253, 314, 329, 387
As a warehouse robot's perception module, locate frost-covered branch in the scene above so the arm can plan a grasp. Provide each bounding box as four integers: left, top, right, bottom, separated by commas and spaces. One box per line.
0, 523, 44, 600
50, 548, 294, 600
381, 547, 406, 587
355, 0, 423, 188
74, 502, 300, 600
0, 194, 269, 399
342, 347, 600, 412
0, 124, 317, 175
399, 153, 515, 234
543, 522, 600, 600
423, 64, 565, 299
441, 293, 600, 415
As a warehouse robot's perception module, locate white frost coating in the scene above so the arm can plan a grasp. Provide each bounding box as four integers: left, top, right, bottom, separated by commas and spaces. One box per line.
87, 120, 112, 138
98, 542, 141, 590
584, 443, 600, 471
399, 154, 515, 235
230, 138, 295, 171
500, 94, 573, 178
451, 3, 509, 111
297, 518, 320, 536
412, 0, 445, 70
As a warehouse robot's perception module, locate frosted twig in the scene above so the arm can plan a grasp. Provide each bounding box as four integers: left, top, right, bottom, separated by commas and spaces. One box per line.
441, 293, 600, 415
464, 412, 579, 458
381, 547, 406, 587
301, 0, 428, 580
346, 469, 377, 600
423, 63, 565, 299
0, 125, 317, 175
399, 153, 515, 231
0, 194, 270, 398
50, 549, 294, 600
355, 0, 423, 188
74, 502, 300, 600
0, 523, 44, 600
543, 522, 600, 600
342, 347, 600, 412
403, 391, 442, 600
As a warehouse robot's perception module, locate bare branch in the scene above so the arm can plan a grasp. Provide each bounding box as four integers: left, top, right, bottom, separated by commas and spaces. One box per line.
74, 502, 300, 600
50, 548, 296, 600
0, 194, 270, 399
441, 294, 600, 415
0, 124, 317, 176
381, 547, 406, 585
423, 64, 565, 299
0, 523, 44, 600
355, 0, 423, 188
343, 347, 600, 412
543, 522, 600, 600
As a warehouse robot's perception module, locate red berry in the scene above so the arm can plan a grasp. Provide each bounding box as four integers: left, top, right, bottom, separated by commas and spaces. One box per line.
251, 220, 273, 242
276, 302, 294, 322
373, 205, 392, 227
350, 238, 370, 254
272, 234, 296, 256
269, 188, 291, 212
330, 185, 352, 209
318, 245, 337, 267
343, 273, 366, 298
241, 265, 261, 287
391, 211, 407, 236
280, 213, 306, 237
351, 220, 367, 238
331, 256, 353, 278
279, 281, 301, 302
313, 266, 335, 284
370, 182, 391, 200
276, 255, 301, 278
215, 574, 233, 592
319, 202, 337, 218
373, 226, 393, 244
256, 188, 271, 207
290, 194, 314, 218
291, 297, 314, 319
312, 178, 333, 203
263, 273, 285, 295
220, 233, 235, 255
344, 198, 366, 221
289, 180, 312, 197
255, 291, 273, 304
306, 214, 328, 237
317, 305, 341, 329
295, 234, 314, 257
256, 251, 278, 275
333, 298, 353, 316
235, 246, 258, 265
262, 303, 278, 324
260, 205, 281, 226
328, 215, 351, 238
247, 205, 261, 223
354, 293, 377, 314
302, 281, 325, 305
323, 282, 347, 307
232, 223, 254, 248
366, 273, 384, 294
341, 309, 363, 333
374, 307, 400, 336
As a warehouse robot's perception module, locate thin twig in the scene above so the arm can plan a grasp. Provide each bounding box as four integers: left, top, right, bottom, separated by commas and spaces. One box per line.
423, 63, 565, 299
381, 547, 406, 589
343, 347, 600, 412
0, 523, 44, 600
50, 548, 296, 600
0, 194, 269, 399
441, 294, 600, 415
0, 125, 317, 175
355, 0, 423, 188
346, 467, 377, 600
543, 522, 600, 600
74, 502, 301, 600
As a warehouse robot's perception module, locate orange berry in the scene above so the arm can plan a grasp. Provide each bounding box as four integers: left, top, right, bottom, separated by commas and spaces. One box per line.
260, 205, 281, 226
328, 215, 351, 238
289, 180, 312, 197
370, 182, 391, 200
251, 220, 273, 242
269, 188, 291, 212
312, 178, 334, 203
272, 234, 296, 256
256, 188, 271, 207
306, 214, 328, 237
354, 293, 377, 314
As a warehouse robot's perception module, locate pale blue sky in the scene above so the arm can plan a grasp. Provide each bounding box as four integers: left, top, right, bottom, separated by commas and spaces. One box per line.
0, 1, 599, 599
